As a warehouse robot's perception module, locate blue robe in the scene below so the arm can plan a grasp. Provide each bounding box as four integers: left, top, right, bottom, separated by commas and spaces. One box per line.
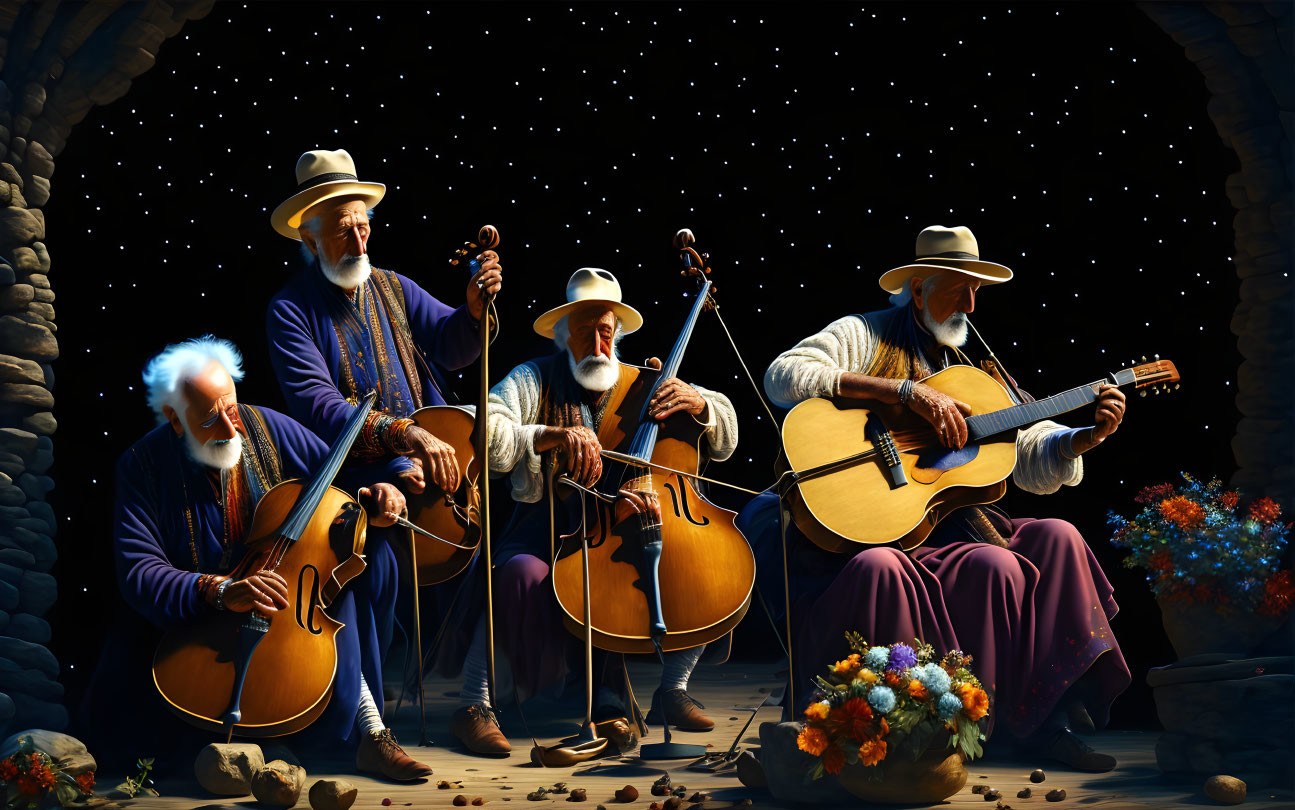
81, 406, 397, 760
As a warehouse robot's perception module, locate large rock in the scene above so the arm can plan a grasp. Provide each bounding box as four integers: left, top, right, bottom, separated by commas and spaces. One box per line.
0, 730, 89, 775
9, 248, 37, 273
0, 316, 56, 361
195, 743, 264, 797
308, 779, 356, 810
0, 429, 37, 457
24, 501, 54, 535
0, 636, 58, 679
0, 383, 53, 409
0, 668, 61, 700
16, 474, 53, 501
0, 549, 34, 568
21, 412, 55, 435
251, 760, 306, 808
7, 614, 49, 644
17, 570, 55, 616
0, 286, 34, 313
1203, 775, 1246, 805
0, 208, 42, 247
0, 354, 42, 385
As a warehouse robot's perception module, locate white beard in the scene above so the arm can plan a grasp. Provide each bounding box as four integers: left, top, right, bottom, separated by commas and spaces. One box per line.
568, 351, 620, 393
921, 307, 969, 348
319, 251, 372, 289
185, 431, 243, 470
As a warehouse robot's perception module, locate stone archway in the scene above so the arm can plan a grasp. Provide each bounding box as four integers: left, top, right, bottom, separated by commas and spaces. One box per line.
0, 0, 211, 734
1141, 2, 1293, 506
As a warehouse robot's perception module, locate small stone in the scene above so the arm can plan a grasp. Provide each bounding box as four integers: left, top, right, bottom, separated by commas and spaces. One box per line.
1017, 787, 1032, 798
568, 789, 587, 803
1203, 775, 1246, 805
687, 793, 707, 803
251, 760, 306, 807
308, 779, 356, 810
381, 800, 391, 807
648, 803, 661, 810
672, 785, 687, 797
1045, 789, 1066, 802
472, 800, 484, 807
438, 781, 452, 789
1030, 769, 1046, 783
662, 799, 682, 810
985, 789, 1001, 801
453, 797, 468, 807
551, 782, 568, 794
971, 785, 988, 794
615, 785, 638, 802
996, 803, 1013, 810
651, 775, 671, 795
527, 788, 548, 801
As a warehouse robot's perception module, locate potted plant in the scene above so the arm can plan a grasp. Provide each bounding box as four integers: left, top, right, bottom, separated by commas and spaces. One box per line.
796, 633, 988, 804
1108, 473, 1294, 659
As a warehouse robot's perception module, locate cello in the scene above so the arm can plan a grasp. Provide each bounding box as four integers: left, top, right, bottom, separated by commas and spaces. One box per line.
152, 392, 376, 737
550, 229, 756, 656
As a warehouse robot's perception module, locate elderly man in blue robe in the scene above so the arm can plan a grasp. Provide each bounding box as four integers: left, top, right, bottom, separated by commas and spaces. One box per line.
96, 335, 431, 780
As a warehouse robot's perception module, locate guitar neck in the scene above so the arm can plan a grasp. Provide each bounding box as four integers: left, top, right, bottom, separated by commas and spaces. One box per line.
278, 391, 377, 541
966, 367, 1136, 442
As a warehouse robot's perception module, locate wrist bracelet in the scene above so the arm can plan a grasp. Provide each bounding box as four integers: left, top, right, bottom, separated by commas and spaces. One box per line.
897, 378, 915, 405
213, 578, 232, 611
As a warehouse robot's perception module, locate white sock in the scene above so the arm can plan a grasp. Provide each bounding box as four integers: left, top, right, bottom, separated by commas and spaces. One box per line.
659, 644, 705, 693
460, 617, 491, 708
356, 673, 384, 736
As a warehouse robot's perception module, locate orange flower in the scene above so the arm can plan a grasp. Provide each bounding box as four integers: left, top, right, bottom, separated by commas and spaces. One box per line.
803, 701, 831, 722
1149, 549, 1172, 573
1160, 496, 1205, 530
907, 680, 928, 701
822, 744, 845, 775
857, 668, 879, 684
797, 725, 829, 757
1258, 570, 1295, 617
831, 697, 874, 741
1219, 491, 1239, 512
878, 717, 890, 737
858, 738, 888, 767
0, 757, 17, 781
833, 654, 862, 676
884, 671, 901, 687
17, 763, 54, 796
958, 684, 989, 721
75, 771, 96, 795
1248, 497, 1282, 524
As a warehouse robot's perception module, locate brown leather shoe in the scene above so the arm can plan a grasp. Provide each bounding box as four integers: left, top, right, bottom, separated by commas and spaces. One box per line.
645, 688, 714, 731
450, 703, 512, 755
356, 728, 433, 782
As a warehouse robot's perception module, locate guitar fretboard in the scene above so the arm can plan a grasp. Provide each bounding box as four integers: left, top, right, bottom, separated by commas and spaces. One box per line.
966, 380, 1105, 442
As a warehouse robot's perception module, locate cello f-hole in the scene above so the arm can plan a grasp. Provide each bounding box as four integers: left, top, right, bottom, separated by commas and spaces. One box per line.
663, 474, 709, 527
296, 565, 323, 635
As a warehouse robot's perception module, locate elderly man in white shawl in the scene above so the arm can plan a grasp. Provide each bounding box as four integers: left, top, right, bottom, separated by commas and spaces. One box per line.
447, 268, 739, 756
749, 226, 1131, 772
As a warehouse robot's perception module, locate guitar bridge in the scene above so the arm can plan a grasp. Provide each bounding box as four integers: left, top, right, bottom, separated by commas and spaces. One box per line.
866, 416, 908, 489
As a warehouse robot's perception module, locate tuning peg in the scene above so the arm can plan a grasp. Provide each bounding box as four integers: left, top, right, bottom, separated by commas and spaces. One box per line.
1141, 355, 1147, 363
1153, 387, 1161, 395
449, 258, 460, 266
1139, 390, 1147, 398
1153, 353, 1160, 361
1174, 383, 1180, 390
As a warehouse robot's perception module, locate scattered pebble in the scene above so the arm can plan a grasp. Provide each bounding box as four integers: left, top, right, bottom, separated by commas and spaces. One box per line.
454, 797, 468, 807
652, 775, 672, 796
473, 800, 485, 807
551, 783, 569, 795
648, 804, 661, 810
663, 798, 682, 810
1017, 787, 1032, 798
671, 785, 688, 797
438, 781, 453, 790
1203, 775, 1246, 805
528, 788, 549, 801
1030, 769, 1046, 783
568, 789, 587, 803
984, 789, 1001, 801
971, 785, 989, 795
687, 793, 707, 803
381, 801, 391, 808
1046, 789, 1066, 802
615, 785, 639, 803
996, 803, 1013, 810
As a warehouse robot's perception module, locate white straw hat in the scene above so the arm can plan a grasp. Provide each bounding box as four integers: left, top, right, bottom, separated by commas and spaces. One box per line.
877, 225, 1014, 294
270, 149, 386, 240
533, 268, 644, 338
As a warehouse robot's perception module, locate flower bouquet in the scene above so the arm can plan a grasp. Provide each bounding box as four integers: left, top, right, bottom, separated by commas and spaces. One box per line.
1109, 473, 1293, 657
797, 633, 987, 803
0, 737, 95, 809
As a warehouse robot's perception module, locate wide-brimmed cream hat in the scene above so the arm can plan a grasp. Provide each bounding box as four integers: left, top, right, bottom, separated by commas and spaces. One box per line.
877, 225, 1014, 294
270, 149, 386, 240
533, 268, 644, 338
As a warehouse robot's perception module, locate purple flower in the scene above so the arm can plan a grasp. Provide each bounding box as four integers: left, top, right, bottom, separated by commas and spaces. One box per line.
887, 643, 917, 671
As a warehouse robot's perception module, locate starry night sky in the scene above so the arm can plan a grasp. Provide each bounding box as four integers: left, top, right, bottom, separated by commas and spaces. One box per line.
46, 3, 1240, 728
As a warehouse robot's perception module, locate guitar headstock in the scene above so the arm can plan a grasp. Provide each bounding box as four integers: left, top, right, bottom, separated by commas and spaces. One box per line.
675, 228, 717, 309
1112, 355, 1181, 397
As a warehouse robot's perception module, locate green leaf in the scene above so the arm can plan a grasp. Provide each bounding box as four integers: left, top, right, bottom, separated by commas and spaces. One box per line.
144, 787, 160, 797
809, 760, 826, 781
54, 781, 78, 807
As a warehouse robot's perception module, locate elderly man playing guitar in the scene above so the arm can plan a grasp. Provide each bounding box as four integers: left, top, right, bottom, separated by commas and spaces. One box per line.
749, 225, 1131, 771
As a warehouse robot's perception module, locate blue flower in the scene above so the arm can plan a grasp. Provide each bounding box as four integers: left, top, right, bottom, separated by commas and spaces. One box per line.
915, 663, 952, 697
888, 643, 917, 671
867, 685, 896, 714
864, 646, 889, 672
937, 692, 963, 721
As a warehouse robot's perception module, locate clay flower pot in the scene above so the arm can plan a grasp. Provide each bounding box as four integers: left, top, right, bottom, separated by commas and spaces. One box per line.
836, 748, 967, 805
1157, 597, 1282, 659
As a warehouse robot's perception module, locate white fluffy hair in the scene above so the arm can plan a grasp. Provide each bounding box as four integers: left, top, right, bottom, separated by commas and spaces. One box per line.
888, 273, 940, 308
142, 335, 245, 425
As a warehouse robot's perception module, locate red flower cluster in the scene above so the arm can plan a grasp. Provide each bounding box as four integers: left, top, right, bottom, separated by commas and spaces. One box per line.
1258, 570, 1295, 617
1219, 491, 1240, 512
1247, 497, 1282, 525
1135, 482, 1174, 504
1160, 496, 1206, 530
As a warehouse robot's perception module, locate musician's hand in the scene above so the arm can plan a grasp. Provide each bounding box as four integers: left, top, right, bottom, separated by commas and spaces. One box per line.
615, 487, 663, 526
402, 425, 461, 494
908, 383, 973, 449
396, 456, 426, 495
224, 570, 290, 613
466, 250, 503, 320
648, 377, 708, 420
1091, 384, 1126, 443
559, 426, 603, 486
360, 483, 405, 528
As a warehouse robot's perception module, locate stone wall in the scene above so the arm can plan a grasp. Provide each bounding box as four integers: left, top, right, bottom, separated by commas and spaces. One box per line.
0, 0, 211, 735
1141, 2, 1295, 507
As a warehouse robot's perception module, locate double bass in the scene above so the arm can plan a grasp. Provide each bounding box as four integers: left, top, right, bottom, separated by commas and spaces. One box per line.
550, 230, 756, 655
152, 392, 377, 737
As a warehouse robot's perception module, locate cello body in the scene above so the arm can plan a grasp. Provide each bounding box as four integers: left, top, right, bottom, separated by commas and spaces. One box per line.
551, 364, 756, 654
404, 405, 481, 585
152, 482, 367, 737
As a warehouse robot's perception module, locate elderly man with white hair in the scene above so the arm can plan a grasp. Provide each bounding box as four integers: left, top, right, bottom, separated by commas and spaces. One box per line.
87, 335, 432, 781
444, 268, 741, 756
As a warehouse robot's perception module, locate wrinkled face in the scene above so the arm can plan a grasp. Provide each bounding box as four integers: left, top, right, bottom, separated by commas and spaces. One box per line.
912, 270, 980, 325
565, 306, 618, 364
164, 359, 241, 443
301, 198, 371, 270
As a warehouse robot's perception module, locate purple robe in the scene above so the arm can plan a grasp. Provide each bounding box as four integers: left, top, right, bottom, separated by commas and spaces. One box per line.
80, 407, 398, 758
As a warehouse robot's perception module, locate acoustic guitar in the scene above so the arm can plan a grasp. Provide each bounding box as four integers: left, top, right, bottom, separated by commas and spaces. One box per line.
780, 357, 1179, 552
